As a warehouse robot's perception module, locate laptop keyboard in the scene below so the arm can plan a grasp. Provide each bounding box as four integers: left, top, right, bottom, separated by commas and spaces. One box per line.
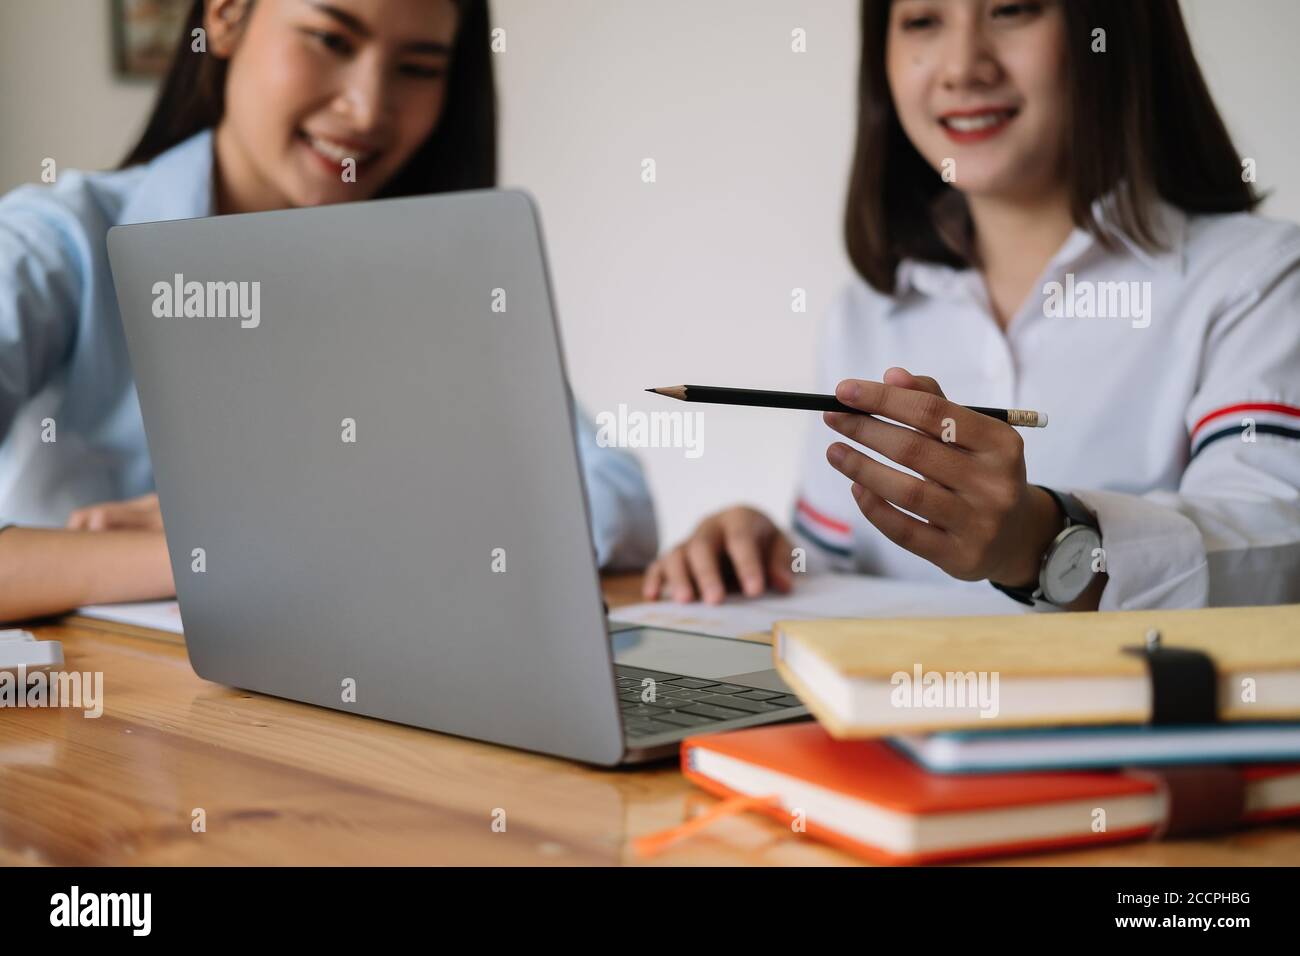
614, 664, 803, 740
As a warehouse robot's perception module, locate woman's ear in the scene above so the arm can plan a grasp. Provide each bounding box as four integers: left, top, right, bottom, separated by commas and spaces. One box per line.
204, 0, 254, 59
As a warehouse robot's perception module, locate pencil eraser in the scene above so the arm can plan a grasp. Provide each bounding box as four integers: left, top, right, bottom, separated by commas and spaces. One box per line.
1038, 412, 1049, 427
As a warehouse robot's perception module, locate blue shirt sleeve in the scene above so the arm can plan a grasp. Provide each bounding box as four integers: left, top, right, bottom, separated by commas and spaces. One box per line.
572, 401, 658, 570
0, 190, 82, 436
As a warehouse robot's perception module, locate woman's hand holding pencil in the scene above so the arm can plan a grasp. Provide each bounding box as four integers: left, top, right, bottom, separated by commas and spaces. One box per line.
821, 368, 1063, 588
643, 367, 1065, 602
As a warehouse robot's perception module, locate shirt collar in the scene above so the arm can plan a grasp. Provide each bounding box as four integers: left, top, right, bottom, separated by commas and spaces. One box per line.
1095, 192, 1187, 274
887, 192, 1187, 315
118, 128, 216, 226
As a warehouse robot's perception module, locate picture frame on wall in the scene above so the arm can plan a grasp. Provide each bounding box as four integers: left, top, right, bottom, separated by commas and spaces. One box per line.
111, 0, 190, 78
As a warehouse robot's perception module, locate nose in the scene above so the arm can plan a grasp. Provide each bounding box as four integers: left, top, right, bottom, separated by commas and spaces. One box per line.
332, 52, 391, 134
938, 17, 1001, 91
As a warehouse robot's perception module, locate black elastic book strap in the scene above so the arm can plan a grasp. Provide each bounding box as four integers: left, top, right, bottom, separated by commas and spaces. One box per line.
1124, 765, 1246, 839
1122, 644, 1219, 725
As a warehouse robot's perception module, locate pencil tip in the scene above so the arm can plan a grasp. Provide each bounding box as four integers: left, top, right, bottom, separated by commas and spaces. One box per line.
646, 385, 686, 400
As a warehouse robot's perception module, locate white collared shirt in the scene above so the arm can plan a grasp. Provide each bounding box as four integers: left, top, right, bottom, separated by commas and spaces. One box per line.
792, 201, 1300, 609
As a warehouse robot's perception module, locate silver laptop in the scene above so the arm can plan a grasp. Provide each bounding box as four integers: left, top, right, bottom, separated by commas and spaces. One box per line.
107, 190, 807, 765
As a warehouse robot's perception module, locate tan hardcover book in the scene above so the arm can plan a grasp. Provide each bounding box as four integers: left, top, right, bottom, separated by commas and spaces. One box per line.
772, 604, 1300, 737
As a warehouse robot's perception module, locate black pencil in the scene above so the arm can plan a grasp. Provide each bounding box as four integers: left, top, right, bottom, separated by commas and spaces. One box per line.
645, 385, 1048, 428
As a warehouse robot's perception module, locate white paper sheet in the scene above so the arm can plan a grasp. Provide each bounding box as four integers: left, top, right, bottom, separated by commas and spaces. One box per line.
610, 574, 1026, 639
73, 576, 1024, 642
77, 600, 184, 634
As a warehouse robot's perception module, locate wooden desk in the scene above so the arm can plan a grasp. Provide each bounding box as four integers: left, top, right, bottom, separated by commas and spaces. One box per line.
3, 575, 1298, 866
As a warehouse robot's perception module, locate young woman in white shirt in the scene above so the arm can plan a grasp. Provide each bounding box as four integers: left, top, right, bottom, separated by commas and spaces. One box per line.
645, 0, 1300, 611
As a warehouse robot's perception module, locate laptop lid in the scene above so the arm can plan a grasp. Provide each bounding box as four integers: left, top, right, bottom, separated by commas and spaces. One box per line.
108, 190, 625, 765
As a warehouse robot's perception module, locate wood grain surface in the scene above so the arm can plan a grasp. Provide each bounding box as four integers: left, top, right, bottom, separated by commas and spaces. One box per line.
1, 574, 1296, 865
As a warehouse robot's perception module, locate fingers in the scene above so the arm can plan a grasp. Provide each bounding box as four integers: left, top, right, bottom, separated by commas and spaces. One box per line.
640, 551, 693, 601
645, 522, 726, 604
765, 529, 795, 594
826, 442, 967, 529
883, 366, 945, 398
848, 482, 950, 564
66, 506, 111, 531
686, 533, 728, 604
640, 508, 791, 604
660, 547, 697, 603
65, 496, 163, 532
721, 521, 766, 597
824, 409, 967, 488
834, 377, 995, 447
641, 560, 664, 600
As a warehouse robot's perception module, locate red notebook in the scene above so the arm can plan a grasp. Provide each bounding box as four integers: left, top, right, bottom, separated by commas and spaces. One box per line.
679, 724, 1300, 865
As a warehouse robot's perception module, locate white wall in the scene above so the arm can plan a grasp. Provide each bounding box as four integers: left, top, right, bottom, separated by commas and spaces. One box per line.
0, 0, 158, 189
2, 0, 1298, 548
493, 0, 1300, 547
491, 0, 859, 550
1180, 0, 1300, 225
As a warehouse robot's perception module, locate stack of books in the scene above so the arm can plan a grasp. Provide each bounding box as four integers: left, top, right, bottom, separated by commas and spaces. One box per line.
677, 604, 1300, 864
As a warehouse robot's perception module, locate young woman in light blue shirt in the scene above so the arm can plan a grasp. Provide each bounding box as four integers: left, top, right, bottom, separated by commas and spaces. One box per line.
0, 0, 656, 621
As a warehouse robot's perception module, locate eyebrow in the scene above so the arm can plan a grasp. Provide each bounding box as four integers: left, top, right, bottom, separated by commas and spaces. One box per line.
305, 2, 453, 55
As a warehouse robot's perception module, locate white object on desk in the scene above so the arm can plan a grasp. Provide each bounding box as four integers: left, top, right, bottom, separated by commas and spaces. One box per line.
77, 600, 184, 635
610, 573, 1027, 639
0, 629, 64, 672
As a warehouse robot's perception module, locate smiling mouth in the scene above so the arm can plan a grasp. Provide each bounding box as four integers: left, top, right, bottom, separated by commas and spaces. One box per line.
298, 130, 380, 167
938, 108, 1019, 133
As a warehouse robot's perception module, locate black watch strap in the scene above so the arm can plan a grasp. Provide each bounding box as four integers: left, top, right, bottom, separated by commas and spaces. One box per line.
991, 579, 1037, 606
1042, 486, 1096, 531
989, 487, 1096, 606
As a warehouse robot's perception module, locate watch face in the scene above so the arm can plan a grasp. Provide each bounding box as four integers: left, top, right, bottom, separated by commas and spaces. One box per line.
1042, 524, 1102, 604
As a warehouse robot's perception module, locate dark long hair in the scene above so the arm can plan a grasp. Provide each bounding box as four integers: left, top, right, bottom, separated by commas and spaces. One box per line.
845, 0, 1260, 293
120, 0, 496, 195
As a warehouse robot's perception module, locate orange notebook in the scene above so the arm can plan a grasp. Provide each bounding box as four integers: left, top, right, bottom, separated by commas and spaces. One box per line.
679, 724, 1300, 865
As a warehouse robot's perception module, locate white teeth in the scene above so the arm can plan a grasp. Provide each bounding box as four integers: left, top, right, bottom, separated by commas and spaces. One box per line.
944, 111, 1012, 132
305, 134, 375, 164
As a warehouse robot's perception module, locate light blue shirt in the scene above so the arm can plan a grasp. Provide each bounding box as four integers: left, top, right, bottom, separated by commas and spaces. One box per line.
0, 130, 657, 568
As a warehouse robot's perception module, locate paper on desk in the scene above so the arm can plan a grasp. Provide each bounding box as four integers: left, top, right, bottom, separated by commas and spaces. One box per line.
77, 600, 184, 635
73, 577, 1020, 642
609, 573, 1026, 640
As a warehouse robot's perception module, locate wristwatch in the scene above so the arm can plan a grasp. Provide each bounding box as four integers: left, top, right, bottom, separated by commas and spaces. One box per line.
991, 487, 1101, 607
